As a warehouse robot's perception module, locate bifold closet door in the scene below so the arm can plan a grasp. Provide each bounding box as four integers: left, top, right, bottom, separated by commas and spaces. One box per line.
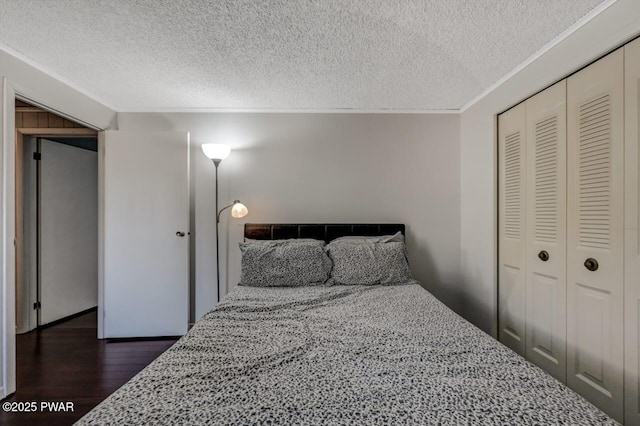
624, 37, 640, 426
566, 49, 624, 421
524, 81, 567, 382
498, 102, 527, 356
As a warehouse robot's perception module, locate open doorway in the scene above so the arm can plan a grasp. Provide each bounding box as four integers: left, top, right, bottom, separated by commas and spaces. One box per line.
15, 99, 98, 333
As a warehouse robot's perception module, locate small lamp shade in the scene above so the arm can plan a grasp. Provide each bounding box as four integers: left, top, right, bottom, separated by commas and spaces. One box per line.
202, 143, 231, 161
231, 202, 249, 218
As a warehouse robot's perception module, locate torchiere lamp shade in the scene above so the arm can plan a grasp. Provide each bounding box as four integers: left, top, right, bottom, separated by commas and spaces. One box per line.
202, 143, 231, 161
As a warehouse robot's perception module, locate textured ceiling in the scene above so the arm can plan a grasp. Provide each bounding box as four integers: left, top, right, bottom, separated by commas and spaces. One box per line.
0, 0, 607, 111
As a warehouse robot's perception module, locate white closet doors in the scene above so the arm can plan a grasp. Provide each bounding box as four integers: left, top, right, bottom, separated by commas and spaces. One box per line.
498, 102, 527, 356
624, 37, 640, 426
566, 49, 624, 421
524, 81, 567, 382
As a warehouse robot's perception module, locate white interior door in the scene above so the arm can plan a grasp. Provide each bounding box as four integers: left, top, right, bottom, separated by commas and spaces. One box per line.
566, 49, 624, 422
625, 37, 640, 426
524, 80, 567, 382
102, 130, 189, 338
498, 102, 527, 356
40, 139, 98, 325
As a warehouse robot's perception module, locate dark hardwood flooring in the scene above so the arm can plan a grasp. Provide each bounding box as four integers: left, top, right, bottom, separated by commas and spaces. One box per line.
0, 310, 178, 425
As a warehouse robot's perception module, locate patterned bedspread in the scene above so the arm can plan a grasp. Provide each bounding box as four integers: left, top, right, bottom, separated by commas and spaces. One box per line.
78, 284, 616, 425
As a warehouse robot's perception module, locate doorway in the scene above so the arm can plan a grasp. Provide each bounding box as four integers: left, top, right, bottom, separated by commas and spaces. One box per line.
15, 100, 99, 333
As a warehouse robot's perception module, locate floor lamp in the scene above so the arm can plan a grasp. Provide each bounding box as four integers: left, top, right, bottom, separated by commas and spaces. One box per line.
202, 144, 249, 302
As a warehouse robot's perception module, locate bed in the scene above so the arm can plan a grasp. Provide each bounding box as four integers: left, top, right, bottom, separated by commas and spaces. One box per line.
78, 224, 615, 425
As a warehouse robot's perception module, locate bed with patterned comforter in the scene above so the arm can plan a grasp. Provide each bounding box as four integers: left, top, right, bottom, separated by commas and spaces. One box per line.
78, 283, 616, 425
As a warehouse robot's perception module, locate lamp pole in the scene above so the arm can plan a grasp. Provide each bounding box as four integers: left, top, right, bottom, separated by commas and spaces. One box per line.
213, 159, 221, 303
203, 143, 247, 305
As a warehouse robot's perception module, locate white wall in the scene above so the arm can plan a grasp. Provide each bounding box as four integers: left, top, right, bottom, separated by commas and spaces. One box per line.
117, 112, 461, 320
459, 0, 640, 335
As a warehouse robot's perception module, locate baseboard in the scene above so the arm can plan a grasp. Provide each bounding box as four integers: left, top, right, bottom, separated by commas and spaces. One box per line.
0, 389, 16, 402
106, 336, 181, 343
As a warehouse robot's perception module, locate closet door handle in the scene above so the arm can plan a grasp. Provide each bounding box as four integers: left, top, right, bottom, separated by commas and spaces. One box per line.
538, 250, 549, 262
176, 231, 186, 237
584, 258, 599, 272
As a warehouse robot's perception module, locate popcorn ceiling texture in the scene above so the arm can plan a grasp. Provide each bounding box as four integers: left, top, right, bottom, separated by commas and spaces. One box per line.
0, 0, 605, 111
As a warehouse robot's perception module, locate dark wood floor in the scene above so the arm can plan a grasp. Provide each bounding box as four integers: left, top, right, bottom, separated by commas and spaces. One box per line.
0, 310, 178, 425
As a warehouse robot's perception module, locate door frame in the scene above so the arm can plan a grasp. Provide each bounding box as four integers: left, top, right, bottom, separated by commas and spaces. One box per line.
1, 79, 103, 399
1, 78, 17, 399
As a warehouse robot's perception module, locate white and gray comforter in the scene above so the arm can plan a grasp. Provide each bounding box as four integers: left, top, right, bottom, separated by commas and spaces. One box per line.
78, 284, 616, 425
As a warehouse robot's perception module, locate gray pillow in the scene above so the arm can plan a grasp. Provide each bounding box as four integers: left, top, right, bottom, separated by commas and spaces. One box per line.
330, 231, 404, 244
326, 241, 415, 285
239, 240, 332, 287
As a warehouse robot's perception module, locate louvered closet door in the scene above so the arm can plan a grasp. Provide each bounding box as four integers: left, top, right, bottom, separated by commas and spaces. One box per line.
624, 37, 640, 426
566, 49, 624, 422
498, 102, 527, 356
524, 80, 567, 382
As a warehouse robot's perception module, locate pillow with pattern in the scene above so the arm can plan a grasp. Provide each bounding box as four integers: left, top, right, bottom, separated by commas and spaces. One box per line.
330, 231, 404, 244
239, 240, 332, 287
326, 241, 416, 285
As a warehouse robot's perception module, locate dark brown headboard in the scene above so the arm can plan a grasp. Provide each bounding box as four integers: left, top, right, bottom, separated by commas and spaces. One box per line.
244, 223, 405, 243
